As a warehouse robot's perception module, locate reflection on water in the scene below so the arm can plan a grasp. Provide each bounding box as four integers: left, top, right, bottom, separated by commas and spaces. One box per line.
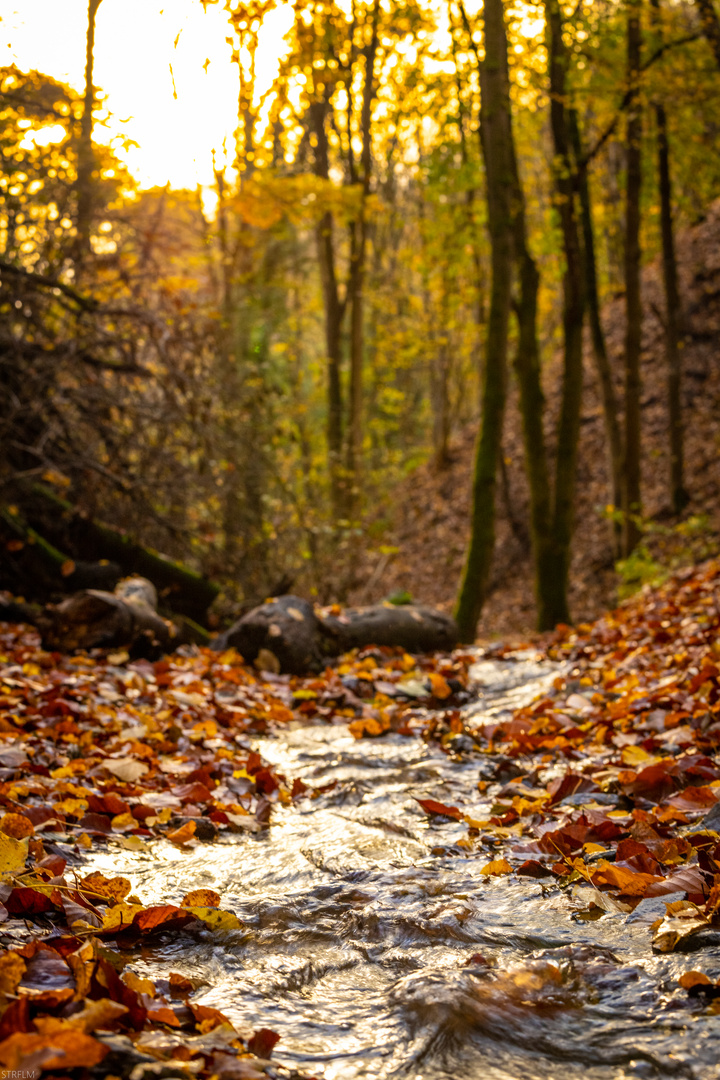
83, 657, 720, 1079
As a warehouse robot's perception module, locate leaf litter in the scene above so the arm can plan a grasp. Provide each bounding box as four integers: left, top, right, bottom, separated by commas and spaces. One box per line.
3, 561, 720, 1072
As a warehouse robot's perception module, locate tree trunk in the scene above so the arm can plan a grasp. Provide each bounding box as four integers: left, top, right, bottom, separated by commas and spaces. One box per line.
454, 0, 515, 643
651, 0, 688, 514
544, 0, 586, 626
569, 108, 624, 556
695, 0, 720, 67
310, 100, 346, 514
346, 0, 380, 517
622, 0, 644, 557
75, 0, 103, 266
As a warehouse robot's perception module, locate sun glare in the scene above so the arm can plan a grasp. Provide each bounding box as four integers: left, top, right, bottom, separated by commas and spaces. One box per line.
4, 0, 292, 191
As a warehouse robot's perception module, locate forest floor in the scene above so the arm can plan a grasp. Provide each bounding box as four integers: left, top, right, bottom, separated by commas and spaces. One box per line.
2, 557, 720, 1075
351, 200, 720, 638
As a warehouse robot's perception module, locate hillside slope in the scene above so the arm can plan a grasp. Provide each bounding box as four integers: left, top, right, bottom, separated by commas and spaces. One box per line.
351, 201, 720, 637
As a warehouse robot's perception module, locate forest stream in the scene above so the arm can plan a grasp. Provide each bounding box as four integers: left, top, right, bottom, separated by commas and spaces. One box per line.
77, 655, 720, 1080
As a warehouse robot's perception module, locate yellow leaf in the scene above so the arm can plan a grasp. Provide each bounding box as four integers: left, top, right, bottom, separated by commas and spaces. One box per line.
0, 832, 28, 874
0, 952, 25, 998
480, 858, 512, 876
110, 812, 137, 831
182, 906, 242, 932
621, 745, 654, 766
101, 903, 145, 933
122, 970, 156, 995
54, 797, 89, 818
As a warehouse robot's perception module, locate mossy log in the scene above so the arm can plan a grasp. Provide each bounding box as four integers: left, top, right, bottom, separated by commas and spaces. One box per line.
213, 596, 459, 674
0, 506, 120, 594
37, 576, 175, 656
26, 484, 218, 621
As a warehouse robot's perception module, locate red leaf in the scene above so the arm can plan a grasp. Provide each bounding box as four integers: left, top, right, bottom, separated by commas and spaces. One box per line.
247, 1028, 280, 1058
516, 859, 555, 878
133, 905, 198, 934
415, 798, 462, 820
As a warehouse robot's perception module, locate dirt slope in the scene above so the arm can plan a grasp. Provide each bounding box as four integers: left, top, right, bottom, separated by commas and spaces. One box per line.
351, 201, 720, 638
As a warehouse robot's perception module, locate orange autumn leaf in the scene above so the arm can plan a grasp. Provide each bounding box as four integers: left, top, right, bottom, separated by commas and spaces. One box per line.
132, 905, 198, 933
428, 672, 452, 699
80, 872, 132, 904
679, 971, 712, 989
0, 1030, 108, 1070
480, 858, 513, 876
0, 813, 34, 840
590, 862, 662, 896
166, 820, 197, 845
180, 888, 221, 908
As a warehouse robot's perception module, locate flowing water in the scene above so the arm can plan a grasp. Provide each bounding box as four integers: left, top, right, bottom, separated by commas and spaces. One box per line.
84, 656, 720, 1080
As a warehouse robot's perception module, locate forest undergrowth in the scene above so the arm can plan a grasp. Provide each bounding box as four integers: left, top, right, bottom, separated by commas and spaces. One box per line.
2, 552, 720, 1073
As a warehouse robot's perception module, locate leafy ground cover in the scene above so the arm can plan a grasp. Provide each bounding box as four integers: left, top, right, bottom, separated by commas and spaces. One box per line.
411, 557, 720, 972
0, 616, 472, 1077
2, 559, 720, 1074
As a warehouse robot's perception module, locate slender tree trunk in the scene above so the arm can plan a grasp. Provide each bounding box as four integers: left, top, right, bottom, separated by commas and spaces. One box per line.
512, 217, 555, 625
695, 0, 720, 67
310, 100, 346, 514
622, 0, 643, 557
541, 0, 586, 627
455, 0, 514, 643
569, 109, 624, 555
75, 0, 103, 267
346, 0, 380, 516
651, 0, 688, 514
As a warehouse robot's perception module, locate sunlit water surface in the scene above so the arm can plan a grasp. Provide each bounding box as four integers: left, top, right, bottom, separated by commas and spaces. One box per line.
83, 656, 720, 1080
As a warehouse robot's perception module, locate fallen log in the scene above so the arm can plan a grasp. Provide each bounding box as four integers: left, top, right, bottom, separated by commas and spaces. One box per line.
213, 596, 459, 674
0, 595, 40, 625
37, 576, 175, 656
25, 484, 218, 621
213, 595, 325, 674
319, 603, 459, 654
1, 505, 120, 594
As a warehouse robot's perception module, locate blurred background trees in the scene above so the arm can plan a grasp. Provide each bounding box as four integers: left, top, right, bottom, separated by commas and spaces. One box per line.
2, 0, 720, 634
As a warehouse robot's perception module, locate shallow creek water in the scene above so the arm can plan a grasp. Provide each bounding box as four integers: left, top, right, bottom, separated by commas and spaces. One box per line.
83, 656, 720, 1080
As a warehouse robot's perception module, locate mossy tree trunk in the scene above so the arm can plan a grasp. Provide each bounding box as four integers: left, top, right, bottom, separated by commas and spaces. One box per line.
454, 0, 515, 643
622, 0, 644, 557
651, 0, 688, 515
510, 1, 587, 631
541, 0, 586, 627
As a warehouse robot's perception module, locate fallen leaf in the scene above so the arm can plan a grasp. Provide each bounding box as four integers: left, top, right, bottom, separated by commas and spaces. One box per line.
0, 1029, 108, 1070
0, 832, 27, 873
166, 821, 197, 845
104, 758, 149, 783
181, 888, 221, 908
